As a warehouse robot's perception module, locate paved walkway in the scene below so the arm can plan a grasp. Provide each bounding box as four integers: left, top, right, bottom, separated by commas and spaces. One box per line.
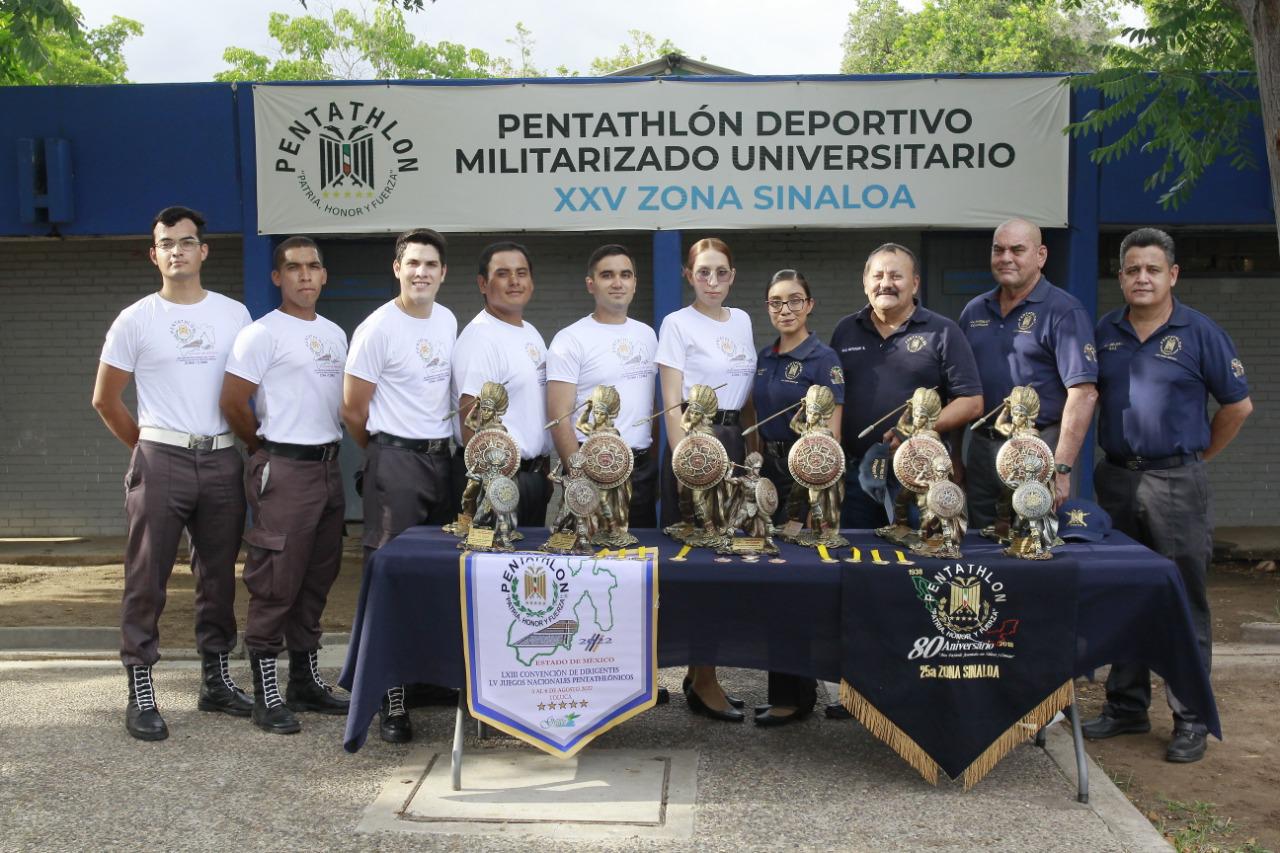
0, 655, 1175, 853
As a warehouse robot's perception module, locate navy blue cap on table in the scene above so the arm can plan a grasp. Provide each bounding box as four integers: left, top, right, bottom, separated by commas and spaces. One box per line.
857, 441, 898, 521
1057, 499, 1112, 542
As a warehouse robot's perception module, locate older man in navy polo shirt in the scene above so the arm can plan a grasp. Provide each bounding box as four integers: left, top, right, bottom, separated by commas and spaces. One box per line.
832, 243, 984, 528
960, 218, 1098, 532
1082, 228, 1252, 764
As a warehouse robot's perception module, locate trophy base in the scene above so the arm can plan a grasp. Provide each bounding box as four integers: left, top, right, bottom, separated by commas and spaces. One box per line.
875, 523, 921, 548
792, 529, 849, 549
458, 525, 513, 552
911, 537, 962, 559
980, 523, 1011, 545
592, 529, 639, 549
540, 531, 594, 555
717, 536, 779, 557
443, 514, 473, 538
1005, 535, 1053, 560
663, 521, 694, 542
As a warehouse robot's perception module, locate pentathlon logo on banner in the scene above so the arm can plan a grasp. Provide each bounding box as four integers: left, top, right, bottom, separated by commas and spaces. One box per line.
460, 549, 658, 758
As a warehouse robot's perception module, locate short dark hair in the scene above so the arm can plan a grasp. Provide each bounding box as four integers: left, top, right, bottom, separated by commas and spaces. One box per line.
1119, 227, 1176, 268
152, 205, 206, 241
273, 236, 323, 271
864, 242, 919, 278
478, 240, 534, 278
586, 244, 634, 277
766, 269, 811, 299
395, 228, 448, 264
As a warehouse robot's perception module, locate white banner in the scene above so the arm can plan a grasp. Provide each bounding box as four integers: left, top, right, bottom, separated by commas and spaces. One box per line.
254, 78, 1069, 233
460, 549, 658, 758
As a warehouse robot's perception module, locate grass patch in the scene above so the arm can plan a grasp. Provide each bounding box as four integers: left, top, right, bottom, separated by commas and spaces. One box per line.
1157, 798, 1273, 853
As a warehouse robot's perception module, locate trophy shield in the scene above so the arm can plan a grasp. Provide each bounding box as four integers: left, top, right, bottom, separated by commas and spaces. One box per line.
1012, 480, 1054, 520
563, 476, 601, 516
579, 432, 633, 489
892, 434, 950, 494
787, 432, 846, 490
486, 475, 520, 514
996, 434, 1055, 489
754, 476, 779, 516
671, 432, 729, 490
926, 479, 966, 519
465, 428, 520, 478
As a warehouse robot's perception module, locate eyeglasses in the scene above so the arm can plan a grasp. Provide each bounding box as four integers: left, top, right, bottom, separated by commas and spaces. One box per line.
692, 267, 733, 284
766, 296, 810, 313
154, 237, 203, 253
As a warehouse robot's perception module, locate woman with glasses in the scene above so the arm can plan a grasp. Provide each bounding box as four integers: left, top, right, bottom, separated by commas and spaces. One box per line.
655, 236, 757, 723
750, 269, 844, 727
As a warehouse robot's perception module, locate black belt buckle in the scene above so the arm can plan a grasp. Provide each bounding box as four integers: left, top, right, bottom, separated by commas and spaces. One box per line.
320, 442, 341, 461
1126, 457, 1143, 471
631, 446, 650, 463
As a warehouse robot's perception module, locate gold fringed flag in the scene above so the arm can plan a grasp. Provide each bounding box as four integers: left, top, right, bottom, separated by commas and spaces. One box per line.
839, 556, 1079, 788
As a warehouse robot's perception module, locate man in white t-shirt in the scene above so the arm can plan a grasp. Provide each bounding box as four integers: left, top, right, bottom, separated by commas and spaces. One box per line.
342, 228, 457, 744
452, 241, 551, 526
221, 236, 350, 735
92, 205, 253, 742
547, 244, 659, 528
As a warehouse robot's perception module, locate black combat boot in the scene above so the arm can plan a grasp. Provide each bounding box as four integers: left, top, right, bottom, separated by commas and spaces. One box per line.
379, 685, 413, 743
125, 664, 168, 741
198, 651, 253, 717
286, 649, 349, 715
249, 651, 301, 735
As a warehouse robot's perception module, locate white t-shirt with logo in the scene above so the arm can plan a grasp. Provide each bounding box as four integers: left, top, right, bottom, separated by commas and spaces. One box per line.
452, 310, 549, 458
655, 305, 757, 410
225, 309, 347, 445
546, 315, 658, 450
99, 291, 251, 436
345, 299, 456, 440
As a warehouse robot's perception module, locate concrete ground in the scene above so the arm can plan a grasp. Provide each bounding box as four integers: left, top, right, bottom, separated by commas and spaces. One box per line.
0, 654, 1176, 853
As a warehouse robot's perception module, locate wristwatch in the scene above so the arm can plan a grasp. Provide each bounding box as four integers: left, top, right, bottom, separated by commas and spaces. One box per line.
1054, 463, 1073, 475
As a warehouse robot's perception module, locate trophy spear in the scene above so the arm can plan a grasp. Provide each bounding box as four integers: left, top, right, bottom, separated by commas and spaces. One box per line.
544, 397, 591, 430
631, 383, 728, 427
741, 399, 804, 437
969, 396, 1009, 431
856, 386, 938, 439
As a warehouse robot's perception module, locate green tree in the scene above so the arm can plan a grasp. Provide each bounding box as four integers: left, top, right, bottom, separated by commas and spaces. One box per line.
1067, 0, 1275, 233
840, 0, 1119, 74
1, 0, 142, 84
216, 0, 512, 82
589, 30, 686, 75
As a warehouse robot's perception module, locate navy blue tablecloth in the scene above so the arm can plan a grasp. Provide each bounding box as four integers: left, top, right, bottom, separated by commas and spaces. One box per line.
338, 528, 1219, 752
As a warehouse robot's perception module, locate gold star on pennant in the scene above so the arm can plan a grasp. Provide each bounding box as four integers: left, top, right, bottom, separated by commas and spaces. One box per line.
579, 700, 588, 708
537, 703, 546, 711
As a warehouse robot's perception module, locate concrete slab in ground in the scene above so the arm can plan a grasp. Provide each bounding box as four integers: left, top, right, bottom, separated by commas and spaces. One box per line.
359, 747, 697, 840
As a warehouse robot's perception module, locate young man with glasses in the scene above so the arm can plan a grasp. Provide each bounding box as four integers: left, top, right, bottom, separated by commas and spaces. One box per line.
92, 205, 253, 741
546, 244, 660, 530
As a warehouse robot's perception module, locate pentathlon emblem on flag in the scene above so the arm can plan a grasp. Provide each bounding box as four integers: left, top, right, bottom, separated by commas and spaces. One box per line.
319, 123, 375, 190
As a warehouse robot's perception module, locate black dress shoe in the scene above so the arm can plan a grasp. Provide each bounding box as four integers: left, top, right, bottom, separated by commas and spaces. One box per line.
1081, 712, 1151, 740
655, 687, 670, 705
380, 712, 413, 743
754, 703, 772, 716
682, 676, 745, 709
684, 687, 745, 722
126, 704, 169, 741
824, 701, 852, 720
1166, 729, 1207, 763
755, 707, 812, 728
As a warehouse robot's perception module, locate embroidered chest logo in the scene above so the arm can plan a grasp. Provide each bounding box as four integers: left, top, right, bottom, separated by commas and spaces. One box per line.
784, 361, 803, 380
968, 319, 990, 329
906, 334, 927, 353
612, 337, 641, 363
1103, 341, 1124, 351
1083, 343, 1097, 363
1065, 508, 1089, 528
1231, 358, 1245, 378
416, 338, 447, 367
306, 335, 342, 364
1159, 335, 1182, 358
525, 342, 542, 365
1017, 312, 1037, 332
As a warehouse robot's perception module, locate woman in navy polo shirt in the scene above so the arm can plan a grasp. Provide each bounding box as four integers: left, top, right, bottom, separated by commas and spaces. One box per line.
751, 269, 845, 727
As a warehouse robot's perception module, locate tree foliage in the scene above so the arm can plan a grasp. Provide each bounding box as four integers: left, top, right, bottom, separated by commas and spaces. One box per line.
589, 30, 686, 75
1067, 0, 1260, 210
1, 0, 142, 84
840, 0, 1119, 74
216, 0, 513, 82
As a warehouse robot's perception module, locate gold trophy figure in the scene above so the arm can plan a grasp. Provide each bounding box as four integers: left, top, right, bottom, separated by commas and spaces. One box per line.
877, 387, 947, 547
543, 452, 600, 555
576, 385, 639, 548
445, 381, 517, 537
782, 385, 847, 548
977, 385, 1055, 546
665, 383, 732, 548
721, 452, 779, 556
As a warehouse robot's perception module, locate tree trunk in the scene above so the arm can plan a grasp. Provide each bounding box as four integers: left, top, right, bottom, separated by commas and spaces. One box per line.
1236, 0, 1280, 250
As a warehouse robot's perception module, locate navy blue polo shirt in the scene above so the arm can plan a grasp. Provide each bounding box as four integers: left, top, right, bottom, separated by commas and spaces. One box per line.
958, 276, 1097, 427
1096, 299, 1249, 459
831, 303, 983, 460
752, 333, 845, 443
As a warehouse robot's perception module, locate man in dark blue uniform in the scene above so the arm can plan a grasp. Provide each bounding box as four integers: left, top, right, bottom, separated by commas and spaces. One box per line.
832, 243, 983, 529
959, 219, 1098, 532
1081, 228, 1252, 764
